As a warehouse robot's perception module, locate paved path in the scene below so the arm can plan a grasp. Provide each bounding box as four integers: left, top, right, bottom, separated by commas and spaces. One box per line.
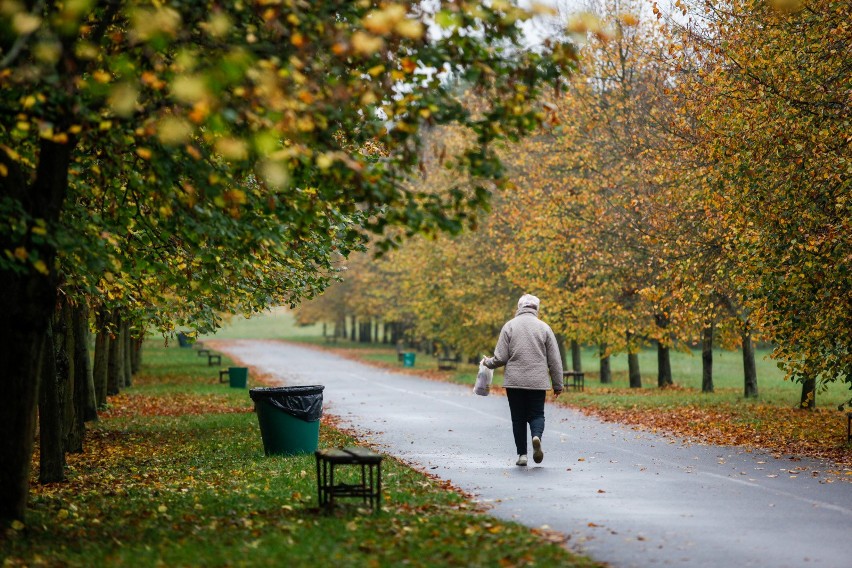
214, 340, 852, 568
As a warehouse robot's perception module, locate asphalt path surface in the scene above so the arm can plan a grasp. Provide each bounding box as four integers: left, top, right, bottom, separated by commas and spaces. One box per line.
213, 340, 852, 568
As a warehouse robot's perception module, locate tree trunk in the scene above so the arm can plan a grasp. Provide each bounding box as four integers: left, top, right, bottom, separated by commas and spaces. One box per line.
599, 343, 611, 384
799, 378, 816, 410
392, 324, 400, 345
701, 324, 714, 393
627, 331, 642, 388
555, 333, 567, 369
628, 353, 642, 388
130, 337, 142, 376
59, 300, 84, 454
0, 136, 73, 522
742, 325, 758, 398
570, 340, 582, 372
0, 325, 45, 523
654, 314, 672, 387
122, 321, 132, 387
107, 315, 122, 396
657, 341, 673, 388
350, 315, 356, 341
93, 310, 110, 407
359, 321, 371, 343
39, 319, 66, 484
72, 303, 98, 423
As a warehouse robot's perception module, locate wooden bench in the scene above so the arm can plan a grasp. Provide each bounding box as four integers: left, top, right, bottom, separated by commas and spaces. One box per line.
437, 355, 461, 370
207, 353, 221, 366
563, 370, 585, 392
315, 447, 383, 513
196, 348, 211, 357
323, 335, 337, 344
219, 369, 229, 383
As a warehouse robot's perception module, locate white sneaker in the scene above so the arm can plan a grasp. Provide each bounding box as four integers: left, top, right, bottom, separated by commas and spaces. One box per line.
532, 436, 543, 463
516, 454, 528, 466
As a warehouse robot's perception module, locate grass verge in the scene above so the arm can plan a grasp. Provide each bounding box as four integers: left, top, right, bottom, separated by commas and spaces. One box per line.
2, 341, 600, 568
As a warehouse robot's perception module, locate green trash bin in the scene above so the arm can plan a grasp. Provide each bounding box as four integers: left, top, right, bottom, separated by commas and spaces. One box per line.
249, 386, 324, 456
402, 352, 416, 367
229, 367, 248, 388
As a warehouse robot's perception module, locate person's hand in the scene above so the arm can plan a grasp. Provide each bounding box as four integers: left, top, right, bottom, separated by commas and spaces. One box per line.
553, 389, 562, 398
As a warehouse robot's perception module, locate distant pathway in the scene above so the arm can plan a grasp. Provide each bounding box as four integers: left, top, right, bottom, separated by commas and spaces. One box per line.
214, 340, 852, 568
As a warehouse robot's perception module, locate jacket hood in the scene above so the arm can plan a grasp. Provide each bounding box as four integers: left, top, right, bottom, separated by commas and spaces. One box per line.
515, 305, 540, 318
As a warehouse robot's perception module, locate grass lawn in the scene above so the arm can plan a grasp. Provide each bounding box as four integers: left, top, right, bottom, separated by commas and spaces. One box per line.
3, 340, 599, 567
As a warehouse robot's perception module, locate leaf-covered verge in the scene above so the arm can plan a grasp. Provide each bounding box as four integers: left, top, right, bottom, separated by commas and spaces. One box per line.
0, 342, 600, 568
303, 341, 852, 471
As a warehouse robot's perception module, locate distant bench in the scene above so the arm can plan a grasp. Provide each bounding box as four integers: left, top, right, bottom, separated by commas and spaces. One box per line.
196, 348, 221, 366
437, 355, 461, 371
563, 370, 585, 392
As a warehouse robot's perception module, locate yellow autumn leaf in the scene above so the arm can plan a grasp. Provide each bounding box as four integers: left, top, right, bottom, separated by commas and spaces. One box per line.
109, 83, 139, 117
13, 13, 42, 35
204, 13, 231, 38
258, 160, 289, 189
351, 31, 384, 56
171, 75, 208, 104
33, 260, 49, 274
769, 0, 803, 12
157, 117, 193, 145
395, 19, 423, 40
92, 69, 112, 84
619, 13, 639, 26
215, 137, 249, 161
225, 189, 247, 205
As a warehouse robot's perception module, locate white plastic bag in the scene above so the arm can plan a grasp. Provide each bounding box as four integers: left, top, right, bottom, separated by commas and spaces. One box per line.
473, 361, 493, 396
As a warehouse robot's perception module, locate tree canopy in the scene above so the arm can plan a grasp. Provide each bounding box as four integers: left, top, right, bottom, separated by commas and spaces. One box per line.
0, 0, 576, 524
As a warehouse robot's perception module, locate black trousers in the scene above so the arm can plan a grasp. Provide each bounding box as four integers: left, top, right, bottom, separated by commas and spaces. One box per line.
505, 388, 546, 455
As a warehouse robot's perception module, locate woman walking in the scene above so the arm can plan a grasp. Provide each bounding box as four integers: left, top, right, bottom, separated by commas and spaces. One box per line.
483, 294, 563, 466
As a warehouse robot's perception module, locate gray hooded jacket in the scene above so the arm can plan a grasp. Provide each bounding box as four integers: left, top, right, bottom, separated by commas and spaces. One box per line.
484, 306, 564, 391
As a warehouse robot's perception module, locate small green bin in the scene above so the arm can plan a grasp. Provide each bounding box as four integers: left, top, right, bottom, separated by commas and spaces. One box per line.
250, 386, 324, 456
228, 367, 248, 388
402, 352, 416, 367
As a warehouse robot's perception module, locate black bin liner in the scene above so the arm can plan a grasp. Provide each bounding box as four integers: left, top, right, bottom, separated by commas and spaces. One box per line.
249, 385, 324, 422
